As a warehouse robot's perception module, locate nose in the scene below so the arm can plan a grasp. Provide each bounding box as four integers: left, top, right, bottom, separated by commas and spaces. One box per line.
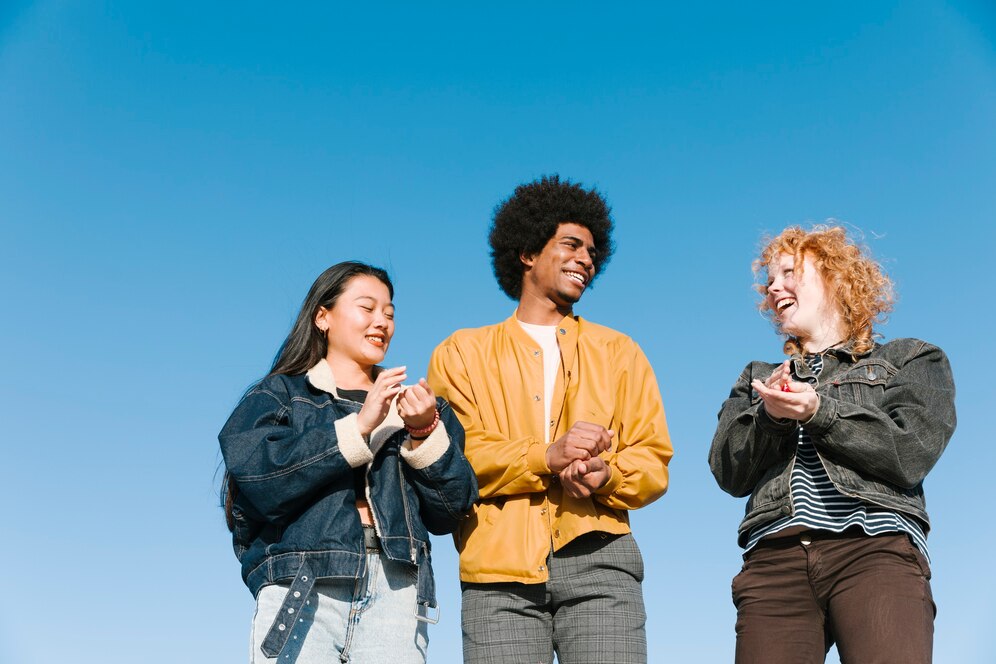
575, 247, 593, 269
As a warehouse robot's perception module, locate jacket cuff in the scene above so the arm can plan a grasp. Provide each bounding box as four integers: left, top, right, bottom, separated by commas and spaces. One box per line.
799, 394, 836, 434
755, 406, 798, 435
400, 423, 450, 470
593, 465, 621, 496
334, 413, 374, 468
526, 439, 552, 475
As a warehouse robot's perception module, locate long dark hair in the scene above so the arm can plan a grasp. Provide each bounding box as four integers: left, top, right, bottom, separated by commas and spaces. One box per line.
223, 261, 394, 530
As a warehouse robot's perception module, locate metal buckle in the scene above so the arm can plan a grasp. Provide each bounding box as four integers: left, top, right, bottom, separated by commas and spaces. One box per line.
414, 602, 440, 625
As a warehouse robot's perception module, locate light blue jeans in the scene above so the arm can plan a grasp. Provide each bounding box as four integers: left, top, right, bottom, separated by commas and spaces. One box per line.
250, 552, 429, 663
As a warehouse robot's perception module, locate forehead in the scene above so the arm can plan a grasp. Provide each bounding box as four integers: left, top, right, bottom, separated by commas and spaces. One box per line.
341, 275, 392, 301
553, 222, 595, 245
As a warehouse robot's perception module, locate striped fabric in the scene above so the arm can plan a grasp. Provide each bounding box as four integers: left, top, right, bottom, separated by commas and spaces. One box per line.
746, 354, 930, 561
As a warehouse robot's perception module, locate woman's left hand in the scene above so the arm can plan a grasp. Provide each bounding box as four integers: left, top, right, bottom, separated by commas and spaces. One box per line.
751, 377, 820, 422
397, 378, 437, 430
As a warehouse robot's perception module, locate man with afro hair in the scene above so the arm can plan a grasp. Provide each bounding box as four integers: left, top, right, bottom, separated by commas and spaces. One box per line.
429, 175, 673, 664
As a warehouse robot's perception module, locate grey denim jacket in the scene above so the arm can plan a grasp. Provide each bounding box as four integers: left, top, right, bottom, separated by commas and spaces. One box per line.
709, 337, 956, 548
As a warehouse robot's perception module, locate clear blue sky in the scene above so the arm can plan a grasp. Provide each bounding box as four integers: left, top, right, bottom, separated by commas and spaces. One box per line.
2, 2, 994, 662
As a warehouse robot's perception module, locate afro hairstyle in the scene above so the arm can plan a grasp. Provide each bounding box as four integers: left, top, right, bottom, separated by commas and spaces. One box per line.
488, 174, 615, 300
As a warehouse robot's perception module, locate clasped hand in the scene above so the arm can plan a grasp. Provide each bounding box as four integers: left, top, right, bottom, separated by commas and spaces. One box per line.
750, 361, 820, 422
546, 422, 614, 498
356, 368, 437, 440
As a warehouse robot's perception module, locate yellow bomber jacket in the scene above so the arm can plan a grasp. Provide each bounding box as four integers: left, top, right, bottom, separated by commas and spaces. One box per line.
428, 314, 673, 584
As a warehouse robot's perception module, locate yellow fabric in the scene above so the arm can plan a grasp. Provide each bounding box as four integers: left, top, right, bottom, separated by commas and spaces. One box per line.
428, 314, 673, 584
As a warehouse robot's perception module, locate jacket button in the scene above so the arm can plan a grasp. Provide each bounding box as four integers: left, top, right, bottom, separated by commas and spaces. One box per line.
554, 529, 561, 538
534, 395, 541, 401
559, 329, 566, 335
539, 565, 546, 571
540, 508, 547, 515
534, 350, 540, 356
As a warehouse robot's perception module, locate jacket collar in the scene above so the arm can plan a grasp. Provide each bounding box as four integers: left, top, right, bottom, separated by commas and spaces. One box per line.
305, 360, 385, 397
503, 312, 580, 348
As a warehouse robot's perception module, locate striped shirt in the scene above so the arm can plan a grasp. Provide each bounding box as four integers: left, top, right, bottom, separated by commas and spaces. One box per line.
745, 353, 929, 561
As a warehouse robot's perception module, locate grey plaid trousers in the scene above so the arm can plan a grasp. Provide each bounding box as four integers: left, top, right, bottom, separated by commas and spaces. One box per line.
461, 532, 647, 664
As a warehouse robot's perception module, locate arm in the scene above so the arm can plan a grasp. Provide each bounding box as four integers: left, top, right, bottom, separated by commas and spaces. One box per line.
428, 341, 552, 499
804, 341, 956, 488
218, 378, 372, 524
585, 342, 674, 511
708, 362, 800, 498
399, 401, 479, 535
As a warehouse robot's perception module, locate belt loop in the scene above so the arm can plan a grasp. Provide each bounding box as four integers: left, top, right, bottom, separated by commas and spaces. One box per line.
260, 557, 316, 658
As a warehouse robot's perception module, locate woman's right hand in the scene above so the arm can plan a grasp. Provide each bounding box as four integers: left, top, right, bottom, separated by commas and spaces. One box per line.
356, 366, 407, 437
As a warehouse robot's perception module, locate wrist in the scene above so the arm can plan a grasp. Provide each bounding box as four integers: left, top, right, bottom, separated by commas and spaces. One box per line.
405, 409, 440, 439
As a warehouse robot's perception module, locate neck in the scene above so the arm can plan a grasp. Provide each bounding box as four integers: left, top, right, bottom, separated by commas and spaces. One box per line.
800, 328, 847, 354
516, 292, 572, 325
324, 355, 374, 390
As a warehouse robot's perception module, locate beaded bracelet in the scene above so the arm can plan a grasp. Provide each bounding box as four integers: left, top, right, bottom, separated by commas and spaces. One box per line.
405, 408, 440, 439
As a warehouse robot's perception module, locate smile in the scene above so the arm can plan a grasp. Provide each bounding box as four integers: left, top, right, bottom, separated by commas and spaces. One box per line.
564, 270, 587, 285
365, 334, 386, 347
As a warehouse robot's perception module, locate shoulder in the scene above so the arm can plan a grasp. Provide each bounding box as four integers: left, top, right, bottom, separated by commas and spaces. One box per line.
247, 372, 310, 401
576, 317, 637, 350
434, 321, 504, 353
872, 337, 947, 364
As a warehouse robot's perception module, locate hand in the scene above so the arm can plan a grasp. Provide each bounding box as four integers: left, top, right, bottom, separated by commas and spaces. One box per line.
546, 421, 614, 473
763, 361, 793, 391
397, 378, 437, 430
751, 374, 820, 422
559, 456, 612, 499
356, 366, 407, 437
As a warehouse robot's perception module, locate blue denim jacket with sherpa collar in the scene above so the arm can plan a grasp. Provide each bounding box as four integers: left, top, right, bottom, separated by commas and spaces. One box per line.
219, 360, 478, 656
709, 337, 956, 548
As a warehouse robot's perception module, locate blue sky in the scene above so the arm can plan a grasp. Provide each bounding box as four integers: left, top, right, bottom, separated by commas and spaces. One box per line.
2, 2, 994, 662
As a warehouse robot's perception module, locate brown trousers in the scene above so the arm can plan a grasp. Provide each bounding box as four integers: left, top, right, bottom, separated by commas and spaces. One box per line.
732, 530, 935, 664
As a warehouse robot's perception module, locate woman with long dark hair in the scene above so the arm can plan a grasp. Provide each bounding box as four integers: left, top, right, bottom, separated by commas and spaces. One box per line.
220, 261, 478, 663
709, 226, 956, 663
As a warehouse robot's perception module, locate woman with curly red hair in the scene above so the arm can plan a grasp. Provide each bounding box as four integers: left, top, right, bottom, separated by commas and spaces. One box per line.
709, 225, 956, 663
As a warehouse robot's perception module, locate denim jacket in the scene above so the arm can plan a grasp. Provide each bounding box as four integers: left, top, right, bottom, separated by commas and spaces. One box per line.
709, 338, 956, 548
219, 361, 478, 656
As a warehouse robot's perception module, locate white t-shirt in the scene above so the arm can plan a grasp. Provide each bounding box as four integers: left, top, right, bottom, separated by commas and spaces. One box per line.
517, 319, 561, 444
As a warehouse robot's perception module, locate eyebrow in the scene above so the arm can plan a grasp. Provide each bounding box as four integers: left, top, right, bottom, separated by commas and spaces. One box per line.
354, 295, 394, 307
561, 235, 597, 250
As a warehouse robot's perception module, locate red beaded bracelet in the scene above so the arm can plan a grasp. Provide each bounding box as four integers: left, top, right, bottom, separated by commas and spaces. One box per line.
405, 409, 440, 439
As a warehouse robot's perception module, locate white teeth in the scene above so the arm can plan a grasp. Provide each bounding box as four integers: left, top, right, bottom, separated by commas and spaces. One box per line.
777, 299, 796, 313
565, 271, 586, 284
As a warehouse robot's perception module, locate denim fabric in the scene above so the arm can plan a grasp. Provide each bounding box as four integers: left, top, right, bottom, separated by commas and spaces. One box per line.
709, 338, 956, 546
251, 552, 429, 663
219, 368, 478, 657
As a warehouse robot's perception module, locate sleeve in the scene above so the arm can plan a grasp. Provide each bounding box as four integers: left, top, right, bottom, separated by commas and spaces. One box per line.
803, 341, 957, 489
218, 378, 373, 524
428, 339, 552, 500
591, 342, 674, 510
708, 362, 800, 498
399, 399, 479, 535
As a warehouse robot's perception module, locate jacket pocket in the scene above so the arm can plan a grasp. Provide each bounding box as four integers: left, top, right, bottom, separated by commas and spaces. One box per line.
826, 358, 895, 406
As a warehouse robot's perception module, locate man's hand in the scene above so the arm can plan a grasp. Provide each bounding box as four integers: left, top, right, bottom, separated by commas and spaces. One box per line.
546, 421, 614, 473
559, 456, 612, 498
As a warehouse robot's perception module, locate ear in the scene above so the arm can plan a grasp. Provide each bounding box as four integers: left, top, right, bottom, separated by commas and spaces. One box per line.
520, 251, 536, 269
314, 306, 330, 330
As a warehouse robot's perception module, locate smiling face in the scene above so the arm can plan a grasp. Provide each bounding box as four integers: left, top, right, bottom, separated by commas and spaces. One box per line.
766, 252, 845, 351
520, 222, 597, 314
315, 274, 395, 370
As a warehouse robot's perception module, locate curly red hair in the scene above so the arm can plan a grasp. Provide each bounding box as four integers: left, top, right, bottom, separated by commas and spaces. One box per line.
753, 224, 894, 357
